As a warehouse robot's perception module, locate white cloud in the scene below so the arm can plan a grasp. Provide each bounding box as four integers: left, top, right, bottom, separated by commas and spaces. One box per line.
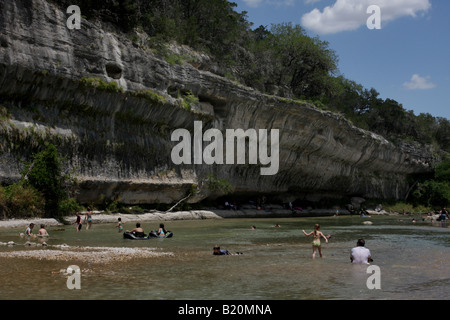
242, 0, 294, 8
242, 0, 265, 7
301, 0, 431, 35
403, 74, 436, 90
268, 0, 295, 6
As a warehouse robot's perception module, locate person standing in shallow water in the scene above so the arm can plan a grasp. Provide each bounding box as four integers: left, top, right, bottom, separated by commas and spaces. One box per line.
302, 224, 328, 259
73, 212, 82, 232
116, 218, 124, 233
85, 208, 93, 230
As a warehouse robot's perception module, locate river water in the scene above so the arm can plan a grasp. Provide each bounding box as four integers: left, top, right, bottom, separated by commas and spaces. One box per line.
0, 215, 448, 300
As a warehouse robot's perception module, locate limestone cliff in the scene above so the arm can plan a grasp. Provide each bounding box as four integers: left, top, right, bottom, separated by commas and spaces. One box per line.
0, 0, 434, 205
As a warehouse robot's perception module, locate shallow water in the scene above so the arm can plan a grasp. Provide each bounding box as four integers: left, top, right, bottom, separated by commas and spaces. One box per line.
0, 215, 448, 300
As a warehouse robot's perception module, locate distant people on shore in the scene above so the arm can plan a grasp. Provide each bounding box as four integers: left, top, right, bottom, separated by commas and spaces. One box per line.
359, 208, 370, 217
350, 239, 373, 264
224, 201, 238, 210
283, 202, 302, 213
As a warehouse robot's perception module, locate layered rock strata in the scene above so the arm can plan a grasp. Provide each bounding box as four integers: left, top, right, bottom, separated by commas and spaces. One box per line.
0, 0, 433, 204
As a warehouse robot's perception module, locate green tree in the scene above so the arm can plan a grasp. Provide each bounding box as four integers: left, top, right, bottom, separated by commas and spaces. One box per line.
436, 117, 450, 152
265, 23, 338, 99
0, 183, 45, 219
24, 143, 68, 218
413, 158, 450, 207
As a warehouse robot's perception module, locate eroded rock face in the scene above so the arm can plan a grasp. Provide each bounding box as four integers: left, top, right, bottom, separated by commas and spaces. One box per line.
0, 0, 434, 204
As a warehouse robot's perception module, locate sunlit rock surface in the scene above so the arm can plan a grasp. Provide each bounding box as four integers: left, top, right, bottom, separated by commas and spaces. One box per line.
0, 0, 433, 204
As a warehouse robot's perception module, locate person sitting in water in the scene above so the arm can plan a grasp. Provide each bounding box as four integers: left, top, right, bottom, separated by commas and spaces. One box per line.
213, 245, 242, 256
213, 245, 229, 255
157, 223, 167, 237
127, 223, 145, 237
38, 224, 49, 237
25, 223, 35, 236
350, 239, 373, 264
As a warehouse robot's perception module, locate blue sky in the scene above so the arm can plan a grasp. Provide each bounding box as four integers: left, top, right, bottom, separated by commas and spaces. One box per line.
233, 0, 450, 120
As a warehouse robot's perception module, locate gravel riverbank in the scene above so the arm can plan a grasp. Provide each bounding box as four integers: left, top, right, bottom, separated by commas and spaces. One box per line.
0, 206, 347, 229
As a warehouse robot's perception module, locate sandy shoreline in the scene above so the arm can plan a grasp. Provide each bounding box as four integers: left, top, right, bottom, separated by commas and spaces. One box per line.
0, 207, 343, 229
0, 205, 397, 229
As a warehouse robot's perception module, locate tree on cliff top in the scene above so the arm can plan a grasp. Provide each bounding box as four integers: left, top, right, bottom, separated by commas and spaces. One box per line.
254, 23, 338, 99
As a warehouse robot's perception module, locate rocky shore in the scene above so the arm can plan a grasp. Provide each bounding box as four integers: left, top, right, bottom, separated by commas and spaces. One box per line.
0, 243, 173, 263
0, 205, 398, 230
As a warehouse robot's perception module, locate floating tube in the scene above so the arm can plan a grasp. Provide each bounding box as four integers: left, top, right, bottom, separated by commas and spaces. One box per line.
149, 231, 173, 238
123, 232, 150, 240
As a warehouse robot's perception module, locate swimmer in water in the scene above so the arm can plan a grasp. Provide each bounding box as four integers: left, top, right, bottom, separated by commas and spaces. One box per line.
302, 224, 328, 259
213, 245, 242, 256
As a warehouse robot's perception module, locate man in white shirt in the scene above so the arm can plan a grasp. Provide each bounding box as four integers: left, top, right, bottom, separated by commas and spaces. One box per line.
350, 239, 373, 264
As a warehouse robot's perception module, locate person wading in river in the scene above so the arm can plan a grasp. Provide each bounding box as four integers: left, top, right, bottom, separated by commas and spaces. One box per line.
302, 224, 328, 259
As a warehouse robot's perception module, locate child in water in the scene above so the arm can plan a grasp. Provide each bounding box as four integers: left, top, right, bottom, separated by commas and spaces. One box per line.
302, 224, 328, 259
116, 218, 124, 233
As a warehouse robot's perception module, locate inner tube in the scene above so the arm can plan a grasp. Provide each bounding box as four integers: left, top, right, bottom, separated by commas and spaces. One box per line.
123, 232, 150, 240
149, 231, 173, 238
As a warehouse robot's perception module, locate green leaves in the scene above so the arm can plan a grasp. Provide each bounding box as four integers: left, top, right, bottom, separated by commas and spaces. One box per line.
24, 143, 69, 218
412, 158, 450, 207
